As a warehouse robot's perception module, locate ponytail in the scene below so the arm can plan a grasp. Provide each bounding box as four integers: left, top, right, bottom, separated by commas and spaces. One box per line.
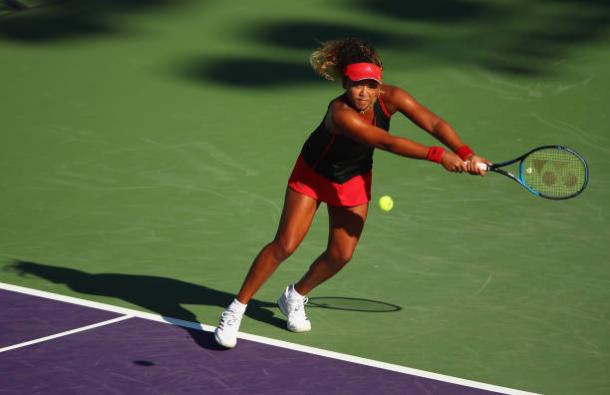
309, 38, 382, 81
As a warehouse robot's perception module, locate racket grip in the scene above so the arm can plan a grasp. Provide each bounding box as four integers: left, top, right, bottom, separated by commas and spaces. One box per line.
463, 161, 490, 171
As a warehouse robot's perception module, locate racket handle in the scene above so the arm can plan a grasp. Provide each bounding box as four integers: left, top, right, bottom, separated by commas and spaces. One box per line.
463, 161, 490, 171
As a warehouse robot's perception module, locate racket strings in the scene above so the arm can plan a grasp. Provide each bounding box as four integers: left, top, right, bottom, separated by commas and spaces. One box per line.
522, 148, 587, 198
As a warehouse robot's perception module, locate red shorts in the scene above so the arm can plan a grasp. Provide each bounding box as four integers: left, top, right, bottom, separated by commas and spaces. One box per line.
288, 155, 372, 207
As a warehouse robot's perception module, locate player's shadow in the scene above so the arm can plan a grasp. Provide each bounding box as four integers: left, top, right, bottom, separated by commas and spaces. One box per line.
4, 259, 283, 350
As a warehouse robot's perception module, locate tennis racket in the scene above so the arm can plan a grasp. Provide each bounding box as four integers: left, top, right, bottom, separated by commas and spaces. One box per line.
475, 145, 589, 200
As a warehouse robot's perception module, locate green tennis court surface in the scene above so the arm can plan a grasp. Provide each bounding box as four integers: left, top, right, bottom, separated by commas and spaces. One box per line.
1, 1, 609, 394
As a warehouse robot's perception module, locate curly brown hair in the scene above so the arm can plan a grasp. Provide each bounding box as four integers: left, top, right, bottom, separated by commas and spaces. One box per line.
309, 38, 382, 81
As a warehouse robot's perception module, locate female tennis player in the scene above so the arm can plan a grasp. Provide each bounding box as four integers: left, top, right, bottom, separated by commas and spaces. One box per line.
215, 38, 488, 348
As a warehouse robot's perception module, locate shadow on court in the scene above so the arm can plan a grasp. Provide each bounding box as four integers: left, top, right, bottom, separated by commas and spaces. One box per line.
0, 0, 191, 43
250, 21, 416, 51
4, 260, 402, 348
4, 259, 282, 350
178, 57, 324, 88
345, 0, 610, 76
344, 0, 495, 23
185, 0, 610, 88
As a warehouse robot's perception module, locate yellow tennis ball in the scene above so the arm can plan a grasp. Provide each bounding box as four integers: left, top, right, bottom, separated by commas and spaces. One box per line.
378, 195, 394, 212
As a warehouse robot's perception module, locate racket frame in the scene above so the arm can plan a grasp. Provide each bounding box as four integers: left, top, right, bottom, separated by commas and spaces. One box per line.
486, 145, 589, 200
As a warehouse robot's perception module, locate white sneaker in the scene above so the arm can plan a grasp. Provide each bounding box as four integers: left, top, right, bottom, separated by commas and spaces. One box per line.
277, 285, 311, 332
214, 308, 243, 348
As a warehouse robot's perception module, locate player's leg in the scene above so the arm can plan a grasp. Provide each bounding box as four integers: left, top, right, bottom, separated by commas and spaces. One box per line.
295, 202, 368, 294
215, 187, 319, 347
235, 187, 320, 303
277, 202, 368, 332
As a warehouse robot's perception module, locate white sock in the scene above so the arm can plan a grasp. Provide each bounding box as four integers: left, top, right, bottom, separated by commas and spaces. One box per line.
288, 284, 304, 299
229, 298, 247, 315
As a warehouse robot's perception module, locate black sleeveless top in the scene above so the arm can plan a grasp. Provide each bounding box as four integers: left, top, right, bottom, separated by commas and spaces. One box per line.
301, 94, 391, 184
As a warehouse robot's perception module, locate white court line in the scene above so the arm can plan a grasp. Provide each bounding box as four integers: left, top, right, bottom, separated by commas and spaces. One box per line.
0, 282, 540, 395
0, 315, 132, 353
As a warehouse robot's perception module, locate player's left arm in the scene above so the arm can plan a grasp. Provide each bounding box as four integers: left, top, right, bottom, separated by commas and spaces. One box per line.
382, 85, 488, 175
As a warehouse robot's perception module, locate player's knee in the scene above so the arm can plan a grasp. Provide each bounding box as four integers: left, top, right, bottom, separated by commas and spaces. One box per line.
271, 238, 299, 261
327, 248, 354, 268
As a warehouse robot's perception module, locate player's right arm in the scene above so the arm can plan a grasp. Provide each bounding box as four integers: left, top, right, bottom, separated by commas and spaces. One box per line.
329, 102, 466, 172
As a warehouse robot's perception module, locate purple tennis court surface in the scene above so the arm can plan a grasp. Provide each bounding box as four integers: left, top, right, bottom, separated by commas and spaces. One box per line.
0, 288, 509, 394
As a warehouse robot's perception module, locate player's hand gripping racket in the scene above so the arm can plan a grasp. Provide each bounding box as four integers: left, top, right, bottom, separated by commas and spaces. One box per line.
475, 145, 589, 200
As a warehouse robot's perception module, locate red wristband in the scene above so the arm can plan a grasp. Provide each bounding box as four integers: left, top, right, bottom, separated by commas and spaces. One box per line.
426, 146, 445, 163
456, 145, 474, 160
